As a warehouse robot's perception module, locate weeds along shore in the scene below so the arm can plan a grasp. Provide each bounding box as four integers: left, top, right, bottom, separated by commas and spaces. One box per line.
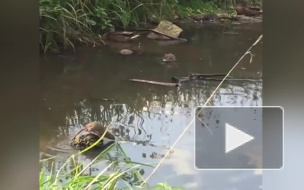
40, 0, 262, 54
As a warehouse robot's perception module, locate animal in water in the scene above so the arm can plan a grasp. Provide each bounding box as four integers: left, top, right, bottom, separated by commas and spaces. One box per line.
163, 53, 176, 62
105, 32, 131, 43
234, 4, 261, 17
70, 122, 115, 143
202, 14, 218, 22
193, 13, 219, 22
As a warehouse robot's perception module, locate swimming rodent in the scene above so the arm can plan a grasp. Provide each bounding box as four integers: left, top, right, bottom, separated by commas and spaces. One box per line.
163, 53, 176, 62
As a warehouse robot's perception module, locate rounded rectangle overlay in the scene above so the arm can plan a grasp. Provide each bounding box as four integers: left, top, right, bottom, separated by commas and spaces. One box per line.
194, 106, 284, 170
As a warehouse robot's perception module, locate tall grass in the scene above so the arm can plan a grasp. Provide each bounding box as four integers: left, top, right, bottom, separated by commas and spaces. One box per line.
39, 0, 262, 53
40, 0, 100, 53
39, 0, 175, 53
40, 143, 183, 189
40, 128, 183, 189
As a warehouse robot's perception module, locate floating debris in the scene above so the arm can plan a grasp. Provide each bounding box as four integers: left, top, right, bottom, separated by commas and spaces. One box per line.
70, 134, 102, 150
120, 49, 133, 55
130, 34, 140, 39
150, 20, 183, 39
147, 20, 186, 41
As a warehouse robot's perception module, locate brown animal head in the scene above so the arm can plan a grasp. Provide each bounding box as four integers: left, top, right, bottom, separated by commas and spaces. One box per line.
70, 122, 115, 143
84, 122, 115, 140
163, 53, 176, 62
234, 4, 246, 15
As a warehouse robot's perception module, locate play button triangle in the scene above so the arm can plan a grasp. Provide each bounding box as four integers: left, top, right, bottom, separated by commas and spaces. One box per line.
225, 123, 254, 153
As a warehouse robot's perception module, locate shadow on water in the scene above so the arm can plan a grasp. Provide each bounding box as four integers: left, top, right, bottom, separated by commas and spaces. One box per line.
40, 23, 262, 189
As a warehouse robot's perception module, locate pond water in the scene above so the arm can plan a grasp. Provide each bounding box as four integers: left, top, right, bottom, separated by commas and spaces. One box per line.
40, 22, 262, 189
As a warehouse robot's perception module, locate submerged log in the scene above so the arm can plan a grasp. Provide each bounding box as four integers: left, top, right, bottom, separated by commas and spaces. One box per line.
171, 73, 228, 83
171, 76, 189, 83
130, 79, 180, 87
130, 73, 261, 88
196, 78, 262, 82
172, 73, 262, 83
189, 73, 230, 80
190, 73, 228, 77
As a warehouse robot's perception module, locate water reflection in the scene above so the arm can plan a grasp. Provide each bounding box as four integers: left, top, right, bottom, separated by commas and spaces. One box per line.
40, 22, 262, 189
40, 79, 262, 188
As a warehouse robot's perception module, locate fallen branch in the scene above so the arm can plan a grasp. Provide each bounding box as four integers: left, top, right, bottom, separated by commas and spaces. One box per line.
171, 73, 229, 83
129, 79, 179, 87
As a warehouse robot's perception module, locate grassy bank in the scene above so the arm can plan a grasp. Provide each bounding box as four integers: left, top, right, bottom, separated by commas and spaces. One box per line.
40, 0, 172, 53
40, 0, 261, 54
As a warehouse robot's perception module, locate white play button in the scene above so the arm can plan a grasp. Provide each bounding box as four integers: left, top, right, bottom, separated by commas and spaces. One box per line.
225, 123, 254, 153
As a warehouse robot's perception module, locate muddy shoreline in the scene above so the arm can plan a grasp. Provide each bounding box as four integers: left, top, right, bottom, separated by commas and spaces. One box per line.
100, 14, 262, 57
106, 14, 263, 43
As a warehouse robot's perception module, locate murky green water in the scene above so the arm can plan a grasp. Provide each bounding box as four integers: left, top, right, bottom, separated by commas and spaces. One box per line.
40, 22, 262, 189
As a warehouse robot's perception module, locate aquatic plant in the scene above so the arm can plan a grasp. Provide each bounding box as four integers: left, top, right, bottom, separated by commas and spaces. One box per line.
40, 128, 183, 189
